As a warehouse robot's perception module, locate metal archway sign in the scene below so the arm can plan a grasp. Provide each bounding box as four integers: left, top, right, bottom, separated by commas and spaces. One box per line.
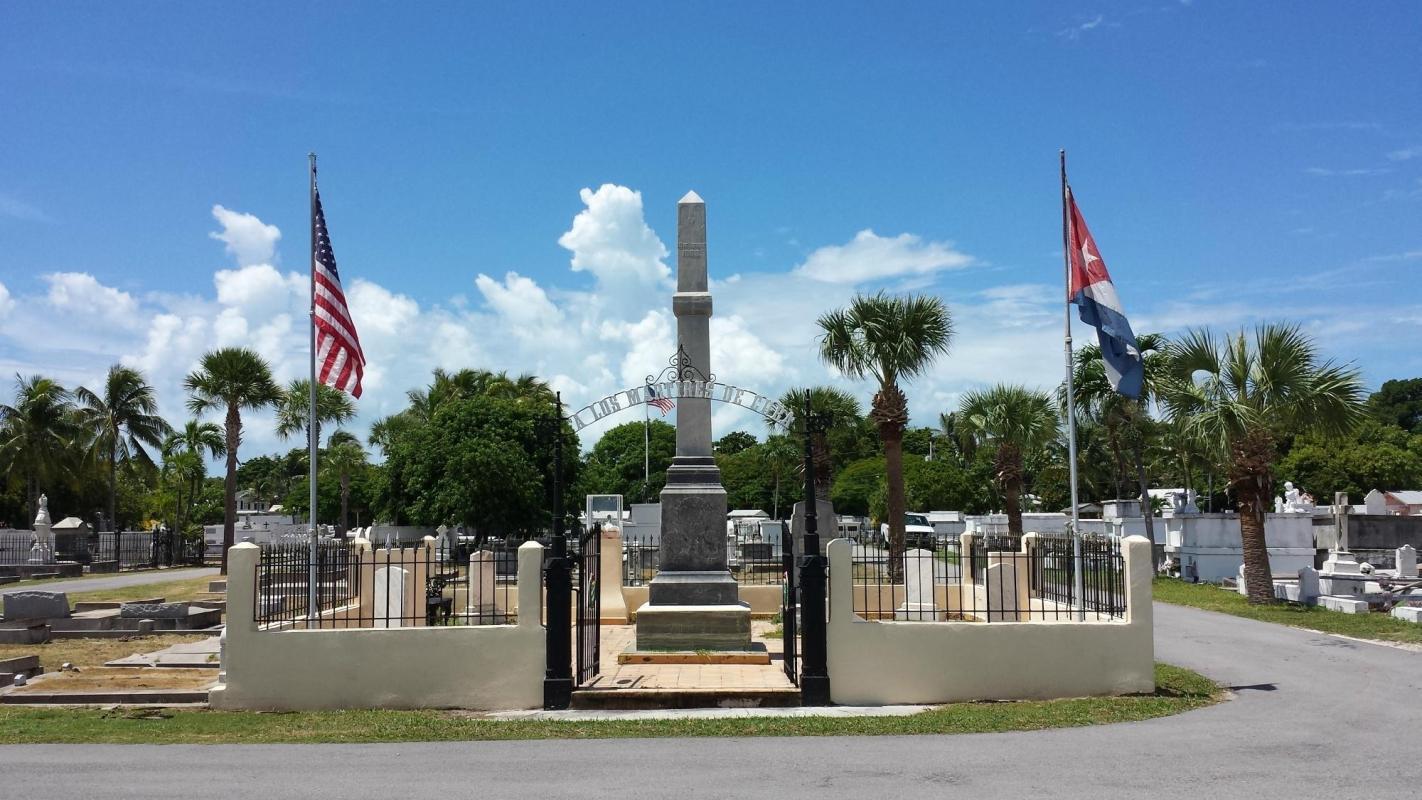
567, 345, 794, 432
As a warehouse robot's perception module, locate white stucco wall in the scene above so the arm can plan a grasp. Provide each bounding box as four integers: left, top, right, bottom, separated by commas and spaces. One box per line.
210, 541, 546, 711
825, 536, 1155, 706
1165, 513, 1316, 582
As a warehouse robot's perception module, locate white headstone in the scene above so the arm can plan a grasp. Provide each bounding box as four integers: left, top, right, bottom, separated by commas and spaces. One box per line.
372, 566, 407, 628
1397, 545, 1417, 578
467, 550, 497, 622
895, 548, 938, 621
1237, 563, 1249, 596
1297, 566, 1320, 603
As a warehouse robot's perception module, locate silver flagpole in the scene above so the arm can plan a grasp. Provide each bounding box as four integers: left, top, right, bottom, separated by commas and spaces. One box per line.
307, 153, 320, 621
1060, 150, 1085, 621
643, 389, 650, 501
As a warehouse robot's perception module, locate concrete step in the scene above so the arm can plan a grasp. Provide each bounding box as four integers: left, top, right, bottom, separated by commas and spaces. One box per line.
1, 688, 210, 705
570, 687, 801, 711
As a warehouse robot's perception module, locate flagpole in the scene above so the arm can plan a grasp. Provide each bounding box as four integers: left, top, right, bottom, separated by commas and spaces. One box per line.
307, 152, 320, 620
1060, 149, 1085, 621
643, 390, 651, 501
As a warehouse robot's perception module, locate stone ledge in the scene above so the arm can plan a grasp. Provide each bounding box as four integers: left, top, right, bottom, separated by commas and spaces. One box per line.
617, 643, 771, 665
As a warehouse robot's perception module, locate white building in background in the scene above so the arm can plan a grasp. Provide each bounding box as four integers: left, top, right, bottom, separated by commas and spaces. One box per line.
1364, 489, 1422, 516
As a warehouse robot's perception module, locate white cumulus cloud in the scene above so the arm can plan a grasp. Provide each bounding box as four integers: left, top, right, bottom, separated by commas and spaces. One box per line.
557, 185, 670, 286
209, 205, 281, 267
795, 230, 974, 284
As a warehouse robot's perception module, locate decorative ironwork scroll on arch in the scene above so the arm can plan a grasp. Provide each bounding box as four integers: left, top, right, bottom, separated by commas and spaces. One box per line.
567, 344, 794, 433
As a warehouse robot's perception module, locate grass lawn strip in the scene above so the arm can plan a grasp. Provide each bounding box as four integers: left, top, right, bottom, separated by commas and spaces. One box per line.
59, 576, 217, 605
1153, 578, 1422, 644
0, 663, 1219, 744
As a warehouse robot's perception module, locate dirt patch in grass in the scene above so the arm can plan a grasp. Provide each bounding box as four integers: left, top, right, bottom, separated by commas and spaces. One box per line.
1154, 577, 1422, 644
0, 634, 211, 671
10, 667, 215, 694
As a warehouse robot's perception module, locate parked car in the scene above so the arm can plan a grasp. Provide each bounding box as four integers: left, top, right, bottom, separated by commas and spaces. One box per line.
880, 513, 938, 549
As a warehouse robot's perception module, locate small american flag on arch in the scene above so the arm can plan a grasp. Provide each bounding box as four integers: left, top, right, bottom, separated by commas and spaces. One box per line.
646, 383, 675, 415
312, 179, 365, 398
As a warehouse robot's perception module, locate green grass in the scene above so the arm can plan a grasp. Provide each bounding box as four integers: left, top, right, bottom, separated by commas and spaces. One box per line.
63, 576, 216, 605
1154, 577, 1422, 644
0, 663, 1218, 744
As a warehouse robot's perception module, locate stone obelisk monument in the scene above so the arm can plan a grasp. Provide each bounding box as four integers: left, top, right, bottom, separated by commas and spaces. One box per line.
634, 191, 752, 651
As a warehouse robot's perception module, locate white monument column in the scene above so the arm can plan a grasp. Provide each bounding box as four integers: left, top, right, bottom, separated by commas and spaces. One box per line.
634, 191, 752, 652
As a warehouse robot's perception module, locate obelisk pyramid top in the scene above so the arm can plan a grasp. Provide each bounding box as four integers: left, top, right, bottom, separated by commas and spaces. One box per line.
679, 190, 704, 205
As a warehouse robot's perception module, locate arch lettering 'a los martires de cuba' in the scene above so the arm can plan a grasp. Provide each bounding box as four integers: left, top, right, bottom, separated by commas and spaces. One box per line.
568, 381, 794, 433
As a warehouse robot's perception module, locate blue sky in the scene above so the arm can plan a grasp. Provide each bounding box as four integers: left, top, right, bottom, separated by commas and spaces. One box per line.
3, 2, 1421, 456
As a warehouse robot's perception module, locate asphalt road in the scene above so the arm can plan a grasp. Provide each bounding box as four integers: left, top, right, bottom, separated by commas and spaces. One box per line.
0, 602, 1418, 799
0, 567, 217, 597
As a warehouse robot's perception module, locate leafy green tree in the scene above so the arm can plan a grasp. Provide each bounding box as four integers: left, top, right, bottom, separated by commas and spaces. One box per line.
957, 385, 1061, 535
818, 293, 953, 574
716, 444, 773, 514
714, 431, 758, 455
184, 348, 282, 573
1276, 418, 1422, 502
1366, 378, 1422, 433
384, 395, 572, 538
832, 457, 885, 518
579, 420, 675, 503
0, 375, 80, 525
74, 365, 172, 531
1161, 325, 1364, 604
759, 434, 801, 518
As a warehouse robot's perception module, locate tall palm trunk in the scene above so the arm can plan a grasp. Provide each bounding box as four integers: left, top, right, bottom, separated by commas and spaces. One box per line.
107, 434, 119, 533
999, 444, 1024, 535
221, 404, 241, 575
882, 421, 906, 581
338, 472, 350, 538
1231, 429, 1276, 604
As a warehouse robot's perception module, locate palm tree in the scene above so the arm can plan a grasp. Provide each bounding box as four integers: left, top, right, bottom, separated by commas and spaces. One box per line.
818, 292, 953, 573
184, 348, 281, 574
1160, 324, 1363, 603
74, 365, 172, 532
758, 435, 801, 519
778, 386, 863, 500
324, 430, 367, 537
0, 375, 80, 525
957, 385, 1061, 535
1064, 332, 1168, 560
274, 379, 356, 442
163, 420, 225, 535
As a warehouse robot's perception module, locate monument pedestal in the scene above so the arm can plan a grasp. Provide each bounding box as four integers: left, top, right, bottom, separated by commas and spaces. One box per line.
634, 603, 752, 651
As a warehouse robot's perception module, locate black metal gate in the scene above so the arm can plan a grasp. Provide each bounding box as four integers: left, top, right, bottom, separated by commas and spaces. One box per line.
575, 525, 601, 685
780, 521, 799, 686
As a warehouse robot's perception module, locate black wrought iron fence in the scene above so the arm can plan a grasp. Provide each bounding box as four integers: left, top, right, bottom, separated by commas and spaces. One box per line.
0, 530, 205, 569
847, 534, 1126, 622
254, 541, 521, 629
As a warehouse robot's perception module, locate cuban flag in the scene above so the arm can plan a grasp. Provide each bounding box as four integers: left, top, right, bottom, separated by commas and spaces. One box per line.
1067, 187, 1143, 398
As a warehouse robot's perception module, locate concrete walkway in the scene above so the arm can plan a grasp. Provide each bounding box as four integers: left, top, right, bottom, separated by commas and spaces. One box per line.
0, 602, 1418, 798
0, 567, 216, 597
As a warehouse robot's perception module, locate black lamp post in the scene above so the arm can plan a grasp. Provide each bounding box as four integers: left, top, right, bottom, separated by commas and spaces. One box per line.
540, 392, 574, 709
798, 397, 832, 705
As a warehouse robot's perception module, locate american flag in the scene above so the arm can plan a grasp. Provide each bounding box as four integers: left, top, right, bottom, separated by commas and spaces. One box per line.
312, 179, 365, 398
646, 383, 675, 415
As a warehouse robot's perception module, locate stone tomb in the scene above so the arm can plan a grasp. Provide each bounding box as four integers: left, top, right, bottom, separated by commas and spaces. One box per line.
895, 549, 939, 621
1, 590, 71, 621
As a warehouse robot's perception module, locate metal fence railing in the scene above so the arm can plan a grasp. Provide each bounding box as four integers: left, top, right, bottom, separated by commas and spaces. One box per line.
254, 540, 524, 629
847, 534, 1126, 622
620, 534, 788, 587
0, 530, 206, 570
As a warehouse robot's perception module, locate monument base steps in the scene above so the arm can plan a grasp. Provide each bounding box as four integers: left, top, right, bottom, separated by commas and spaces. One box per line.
570, 687, 801, 711
617, 643, 772, 665
633, 602, 752, 651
